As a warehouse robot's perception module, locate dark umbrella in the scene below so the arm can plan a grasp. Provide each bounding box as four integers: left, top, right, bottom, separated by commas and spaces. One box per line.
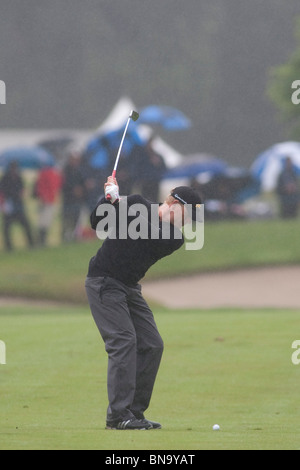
162, 155, 228, 179
38, 136, 73, 160
197, 168, 258, 202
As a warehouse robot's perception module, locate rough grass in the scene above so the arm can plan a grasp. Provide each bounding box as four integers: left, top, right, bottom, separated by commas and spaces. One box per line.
1, 218, 300, 302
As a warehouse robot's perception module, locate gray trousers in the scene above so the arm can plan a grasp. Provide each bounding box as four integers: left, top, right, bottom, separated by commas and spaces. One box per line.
85, 276, 164, 424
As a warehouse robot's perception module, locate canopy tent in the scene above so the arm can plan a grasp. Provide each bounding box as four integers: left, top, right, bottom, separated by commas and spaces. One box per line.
251, 141, 300, 192
96, 97, 137, 135
84, 97, 184, 171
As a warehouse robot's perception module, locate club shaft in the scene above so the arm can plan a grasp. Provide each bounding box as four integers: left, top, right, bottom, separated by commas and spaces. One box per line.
106, 110, 138, 201
113, 116, 132, 173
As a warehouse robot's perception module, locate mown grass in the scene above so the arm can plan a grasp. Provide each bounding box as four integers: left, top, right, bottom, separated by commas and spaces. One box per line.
1, 305, 299, 450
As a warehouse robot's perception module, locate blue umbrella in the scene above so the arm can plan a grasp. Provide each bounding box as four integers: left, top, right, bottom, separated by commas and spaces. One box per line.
85, 126, 146, 169
90, 148, 110, 170
85, 137, 110, 169
139, 105, 192, 131
0, 146, 55, 169
103, 126, 145, 154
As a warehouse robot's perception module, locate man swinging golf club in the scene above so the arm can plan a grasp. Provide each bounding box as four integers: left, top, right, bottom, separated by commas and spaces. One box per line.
85, 111, 202, 430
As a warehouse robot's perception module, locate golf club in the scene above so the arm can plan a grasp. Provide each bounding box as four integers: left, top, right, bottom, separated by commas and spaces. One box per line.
106, 110, 139, 201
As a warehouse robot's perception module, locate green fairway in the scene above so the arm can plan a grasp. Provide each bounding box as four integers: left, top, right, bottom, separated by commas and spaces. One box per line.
1, 304, 299, 450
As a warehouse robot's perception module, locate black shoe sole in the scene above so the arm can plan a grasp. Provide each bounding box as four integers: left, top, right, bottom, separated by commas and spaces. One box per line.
105, 425, 150, 430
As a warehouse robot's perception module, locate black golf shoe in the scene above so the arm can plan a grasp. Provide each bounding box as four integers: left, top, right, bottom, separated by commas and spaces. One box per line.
132, 413, 162, 429
106, 417, 153, 430
141, 418, 162, 429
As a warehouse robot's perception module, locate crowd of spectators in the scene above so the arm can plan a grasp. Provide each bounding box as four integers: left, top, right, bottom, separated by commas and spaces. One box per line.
0, 140, 166, 251
1, 141, 298, 252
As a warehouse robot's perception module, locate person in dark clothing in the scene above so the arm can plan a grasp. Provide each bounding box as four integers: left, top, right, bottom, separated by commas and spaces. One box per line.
61, 153, 85, 242
276, 157, 300, 219
128, 138, 166, 201
140, 138, 166, 201
85, 176, 202, 430
0, 161, 34, 251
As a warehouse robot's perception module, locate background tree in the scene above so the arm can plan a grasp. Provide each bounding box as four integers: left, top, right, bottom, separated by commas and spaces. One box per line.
268, 17, 300, 138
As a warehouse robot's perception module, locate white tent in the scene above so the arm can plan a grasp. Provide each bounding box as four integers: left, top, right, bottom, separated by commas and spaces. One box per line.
95, 96, 183, 169
97, 96, 136, 134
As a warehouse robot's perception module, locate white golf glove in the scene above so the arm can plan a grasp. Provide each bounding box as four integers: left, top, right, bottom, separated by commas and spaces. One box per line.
105, 183, 119, 204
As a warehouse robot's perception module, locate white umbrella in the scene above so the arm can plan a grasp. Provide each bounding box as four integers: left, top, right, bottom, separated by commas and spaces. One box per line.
251, 141, 300, 191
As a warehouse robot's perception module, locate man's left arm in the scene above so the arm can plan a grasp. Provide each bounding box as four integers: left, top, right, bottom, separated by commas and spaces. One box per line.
90, 177, 120, 230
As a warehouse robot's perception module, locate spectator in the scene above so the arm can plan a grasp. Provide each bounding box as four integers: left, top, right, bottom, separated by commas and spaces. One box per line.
129, 138, 167, 201
81, 136, 111, 211
81, 163, 106, 212
61, 152, 85, 242
34, 165, 62, 245
276, 157, 300, 219
0, 161, 34, 251
140, 138, 166, 201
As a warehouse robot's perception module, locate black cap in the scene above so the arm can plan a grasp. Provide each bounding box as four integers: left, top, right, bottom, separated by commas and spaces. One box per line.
171, 186, 202, 222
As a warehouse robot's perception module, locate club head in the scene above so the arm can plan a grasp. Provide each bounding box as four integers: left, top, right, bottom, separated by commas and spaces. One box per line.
130, 110, 139, 122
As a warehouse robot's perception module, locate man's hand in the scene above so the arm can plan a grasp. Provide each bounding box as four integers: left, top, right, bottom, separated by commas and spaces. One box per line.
104, 176, 120, 204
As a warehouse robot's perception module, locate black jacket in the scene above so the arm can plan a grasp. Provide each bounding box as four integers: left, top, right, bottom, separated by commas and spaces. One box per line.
87, 195, 184, 286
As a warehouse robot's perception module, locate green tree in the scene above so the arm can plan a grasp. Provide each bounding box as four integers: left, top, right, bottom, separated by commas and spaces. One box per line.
268, 18, 300, 137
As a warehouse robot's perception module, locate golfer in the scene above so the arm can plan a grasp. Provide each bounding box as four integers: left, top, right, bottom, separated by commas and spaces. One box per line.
85, 176, 202, 430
